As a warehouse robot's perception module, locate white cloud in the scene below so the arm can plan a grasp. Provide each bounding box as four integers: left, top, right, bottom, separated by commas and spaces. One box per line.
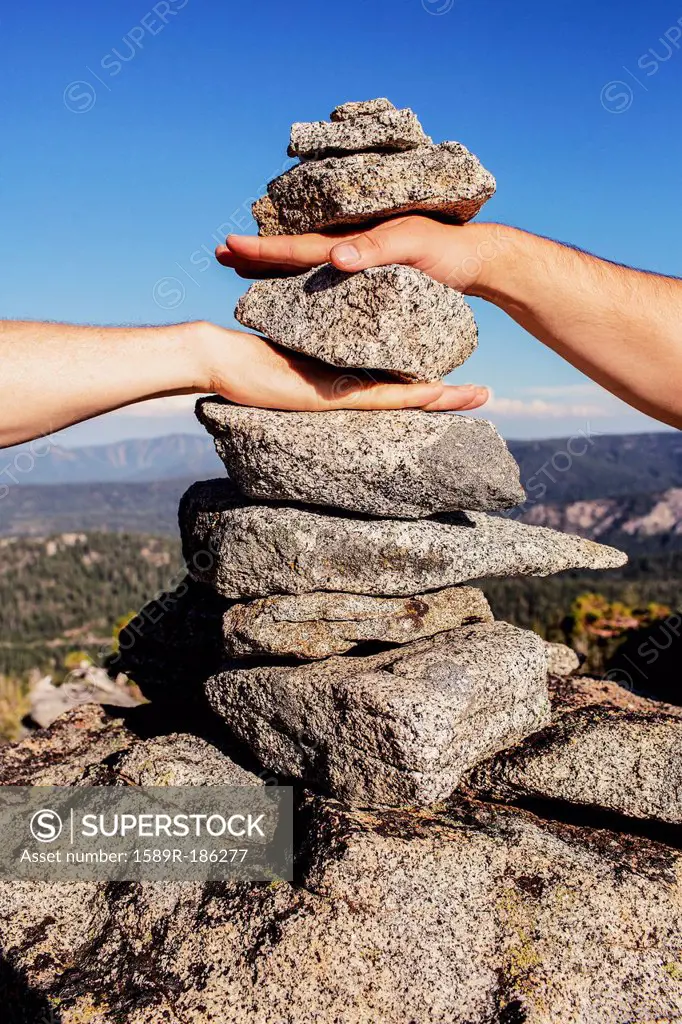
484, 391, 610, 419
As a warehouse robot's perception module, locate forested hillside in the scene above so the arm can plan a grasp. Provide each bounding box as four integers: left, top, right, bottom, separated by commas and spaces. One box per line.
1, 531, 680, 686
0, 534, 182, 675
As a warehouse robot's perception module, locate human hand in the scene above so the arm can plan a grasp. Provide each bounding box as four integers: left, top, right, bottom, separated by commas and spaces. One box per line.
197, 323, 488, 413
216, 215, 510, 295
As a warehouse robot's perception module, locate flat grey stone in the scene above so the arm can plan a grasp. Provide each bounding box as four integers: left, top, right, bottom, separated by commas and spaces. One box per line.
288, 108, 430, 160
206, 621, 551, 807
222, 585, 493, 660
255, 142, 496, 235
545, 641, 580, 676
234, 264, 477, 382
330, 97, 396, 121
180, 480, 628, 599
466, 675, 682, 826
197, 401, 523, 516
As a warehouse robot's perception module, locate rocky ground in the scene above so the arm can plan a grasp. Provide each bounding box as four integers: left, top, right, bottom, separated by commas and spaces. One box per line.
1, 672, 682, 1023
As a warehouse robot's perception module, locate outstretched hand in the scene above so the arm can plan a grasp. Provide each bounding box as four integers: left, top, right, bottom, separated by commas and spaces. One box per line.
215, 215, 496, 414
204, 326, 488, 414
216, 214, 507, 295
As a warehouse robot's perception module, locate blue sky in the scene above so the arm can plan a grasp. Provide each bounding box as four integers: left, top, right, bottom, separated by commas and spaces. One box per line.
1, 0, 681, 443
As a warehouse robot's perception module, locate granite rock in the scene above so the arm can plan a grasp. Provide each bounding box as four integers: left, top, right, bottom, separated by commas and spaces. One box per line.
288, 108, 430, 160
222, 585, 493, 660
466, 675, 682, 826
111, 734, 262, 788
0, 704, 137, 787
2, 710, 682, 1024
198, 401, 523, 516
206, 621, 550, 806
550, 673, 682, 717
3, 800, 682, 1023
251, 194, 284, 235
180, 480, 628, 599
330, 97, 397, 120
545, 641, 580, 676
255, 142, 496, 235
234, 263, 477, 381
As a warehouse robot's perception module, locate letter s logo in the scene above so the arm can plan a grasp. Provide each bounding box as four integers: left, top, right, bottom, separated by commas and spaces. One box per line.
30, 809, 63, 843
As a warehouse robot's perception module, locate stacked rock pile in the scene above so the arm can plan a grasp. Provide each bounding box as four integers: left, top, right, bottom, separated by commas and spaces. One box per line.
179, 97, 626, 808
6, 101, 682, 1023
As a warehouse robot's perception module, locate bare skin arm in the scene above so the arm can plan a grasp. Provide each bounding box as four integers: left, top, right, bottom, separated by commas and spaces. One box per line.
0, 318, 488, 448
219, 217, 682, 429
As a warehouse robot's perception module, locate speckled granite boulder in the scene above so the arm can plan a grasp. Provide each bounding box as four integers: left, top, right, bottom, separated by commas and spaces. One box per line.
2, 721, 682, 1022
234, 264, 477, 381
465, 676, 682, 827
0, 704, 136, 787
288, 108, 430, 159
180, 480, 627, 599
330, 97, 396, 120
206, 621, 550, 806
197, 401, 523, 517
222, 586, 493, 660
251, 194, 284, 235
255, 142, 496, 235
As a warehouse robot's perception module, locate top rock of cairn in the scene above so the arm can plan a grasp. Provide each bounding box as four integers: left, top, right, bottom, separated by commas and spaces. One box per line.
330, 97, 397, 120
253, 97, 496, 236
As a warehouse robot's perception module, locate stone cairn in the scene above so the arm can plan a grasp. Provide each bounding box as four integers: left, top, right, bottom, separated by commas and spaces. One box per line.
178, 96, 626, 809
5, 101, 682, 1023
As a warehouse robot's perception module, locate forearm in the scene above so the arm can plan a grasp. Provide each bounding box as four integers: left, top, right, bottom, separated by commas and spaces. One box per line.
471, 226, 682, 428
0, 316, 480, 448
0, 320, 205, 447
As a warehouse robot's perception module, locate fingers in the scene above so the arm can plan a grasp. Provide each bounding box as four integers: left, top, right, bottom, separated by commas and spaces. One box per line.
211, 327, 489, 415
215, 216, 439, 278
214, 249, 301, 279
421, 385, 489, 412
329, 217, 434, 273
322, 379, 489, 413
217, 230, 356, 272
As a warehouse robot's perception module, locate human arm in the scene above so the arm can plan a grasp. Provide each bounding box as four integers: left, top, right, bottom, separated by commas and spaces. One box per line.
219, 217, 682, 429
0, 318, 489, 448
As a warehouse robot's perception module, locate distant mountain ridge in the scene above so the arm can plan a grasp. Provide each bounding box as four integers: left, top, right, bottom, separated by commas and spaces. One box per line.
4, 434, 223, 485
510, 431, 682, 504
4, 429, 681, 499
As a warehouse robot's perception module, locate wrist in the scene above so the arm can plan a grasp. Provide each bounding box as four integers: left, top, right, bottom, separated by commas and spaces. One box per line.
463, 222, 521, 302
162, 320, 223, 394
189, 320, 244, 396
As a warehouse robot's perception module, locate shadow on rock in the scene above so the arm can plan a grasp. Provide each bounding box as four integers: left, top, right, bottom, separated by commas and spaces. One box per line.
604, 609, 682, 705
0, 956, 57, 1023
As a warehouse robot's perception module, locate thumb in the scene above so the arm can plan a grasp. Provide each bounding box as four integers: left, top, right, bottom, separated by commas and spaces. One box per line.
329, 223, 420, 272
